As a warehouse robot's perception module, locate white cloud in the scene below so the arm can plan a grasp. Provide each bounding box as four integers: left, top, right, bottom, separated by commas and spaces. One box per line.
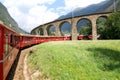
56, 7, 67, 15
43, 11, 59, 23
3, 0, 58, 32
4, 0, 56, 7
29, 5, 47, 16
2, 0, 105, 32
8, 5, 59, 32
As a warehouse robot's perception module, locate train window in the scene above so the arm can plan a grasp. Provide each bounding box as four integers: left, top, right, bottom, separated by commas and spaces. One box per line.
14, 35, 19, 46
4, 32, 8, 54
10, 35, 13, 46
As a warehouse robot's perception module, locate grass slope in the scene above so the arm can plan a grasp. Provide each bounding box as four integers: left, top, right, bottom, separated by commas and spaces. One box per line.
28, 40, 120, 80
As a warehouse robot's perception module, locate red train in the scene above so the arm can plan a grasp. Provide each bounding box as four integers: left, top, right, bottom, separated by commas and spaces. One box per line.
0, 21, 92, 80
78, 35, 92, 40
0, 22, 71, 80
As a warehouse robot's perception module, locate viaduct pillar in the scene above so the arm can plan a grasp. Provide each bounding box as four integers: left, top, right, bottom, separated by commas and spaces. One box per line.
71, 19, 77, 40
35, 28, 39, 35
91, 16, 97, 40
54, 23, 61, 36
43, 26, 48, 36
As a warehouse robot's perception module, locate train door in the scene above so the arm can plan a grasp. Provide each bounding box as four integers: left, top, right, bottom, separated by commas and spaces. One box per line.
3, 31, 9, 80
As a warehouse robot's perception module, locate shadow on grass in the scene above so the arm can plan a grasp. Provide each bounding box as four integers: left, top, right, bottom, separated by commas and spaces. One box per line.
87, 48, 120, 71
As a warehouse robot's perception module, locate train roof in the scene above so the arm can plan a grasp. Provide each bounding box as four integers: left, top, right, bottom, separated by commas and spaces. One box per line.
0, 21, 20, 35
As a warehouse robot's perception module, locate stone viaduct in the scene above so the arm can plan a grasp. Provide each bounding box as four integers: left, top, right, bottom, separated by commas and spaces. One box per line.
31, 12, 112, 40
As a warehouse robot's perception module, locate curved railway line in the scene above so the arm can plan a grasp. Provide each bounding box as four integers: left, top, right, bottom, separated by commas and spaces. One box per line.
0, 20, 92, 80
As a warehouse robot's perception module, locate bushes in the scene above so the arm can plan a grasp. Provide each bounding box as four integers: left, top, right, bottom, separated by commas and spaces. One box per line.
101, 12, 120, 39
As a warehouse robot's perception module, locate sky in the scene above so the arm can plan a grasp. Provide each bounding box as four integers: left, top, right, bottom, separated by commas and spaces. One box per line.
0, 0, 105, 32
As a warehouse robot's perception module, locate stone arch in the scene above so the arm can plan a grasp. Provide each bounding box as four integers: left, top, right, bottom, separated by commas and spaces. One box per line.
36, 28, 40, 35
46, 24, 56, 36
38, 28, 44, 36
59, 21, 72, 36
76, 18, 92, 36
96, 16, 108, 39
31, 31, 36, 35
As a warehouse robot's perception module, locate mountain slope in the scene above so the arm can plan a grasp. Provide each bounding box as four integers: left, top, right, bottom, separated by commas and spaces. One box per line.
57, 0, 118, 20
54, 0, 120, 34
0, 2, 27, 33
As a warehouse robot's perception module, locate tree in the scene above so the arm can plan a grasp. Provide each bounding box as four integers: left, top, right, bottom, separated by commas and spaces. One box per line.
101, 12, 120, 39
97, 17, 107, 35
79, 26, 92, 35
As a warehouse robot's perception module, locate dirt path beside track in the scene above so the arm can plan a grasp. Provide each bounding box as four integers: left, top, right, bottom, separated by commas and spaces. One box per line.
6, 47, 34, 80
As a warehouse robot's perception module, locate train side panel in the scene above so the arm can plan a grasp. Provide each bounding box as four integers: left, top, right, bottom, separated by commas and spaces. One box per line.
3, 29, 20, 80
0, 23, 20, 80
20, 35, 36, 48
78, 35, 92, 40
0, 25, 4, 80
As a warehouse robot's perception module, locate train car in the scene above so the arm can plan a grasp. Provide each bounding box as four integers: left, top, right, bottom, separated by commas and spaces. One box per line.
0, 22, 21, 80
88, 35, 92, 39
78, 35, 92, 40
0, 21, 92, 80
36, 36, 71, 43
20, 34, 71, 49
77, 35, 84, 40
20, 34, 54, 48
20, 34, 37, 48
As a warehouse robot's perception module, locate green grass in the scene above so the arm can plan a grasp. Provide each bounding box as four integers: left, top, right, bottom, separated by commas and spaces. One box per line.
28, 40, 120, 80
